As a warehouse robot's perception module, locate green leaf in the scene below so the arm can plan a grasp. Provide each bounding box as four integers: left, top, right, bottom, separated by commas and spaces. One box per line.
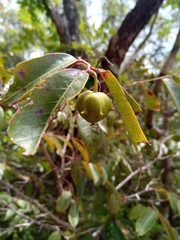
177, 199, 180, 216
129, 204, 147, 220
71, 163, 80, 185
135, 207, 158, 236
153, 206, 178, 240
98, 69, 149, 148
8, 69, 89, 155
78, 236, 94, 240
0, 106, 4, 130
107, 193, 120, 214
68, 202, 79, 228
77, 114, 100, 148
88, 163, 101, 186
100, 165, 108, 185
163, 78, 180, 114
166, 192, 178, 214
98, 110, 116, 137
1, 53, 77, 105
93, 187, 107, 208
1, 209, 14, 222
108, 221, 126, 240
56, 191, 72, 213
48, 231, 62, 240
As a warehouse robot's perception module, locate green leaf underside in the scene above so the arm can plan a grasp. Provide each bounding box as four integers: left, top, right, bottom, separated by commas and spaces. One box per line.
135, 207, 158, 236
163, 78, 180, 114
8, 69, 89, 155
98, 69, 149, 146
1, 53, 77, 105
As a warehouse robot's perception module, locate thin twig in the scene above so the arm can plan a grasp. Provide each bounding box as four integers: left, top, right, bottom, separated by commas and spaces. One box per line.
123, 73, 178, 89
115, 134, 175, 190
1, 180, 72, 230
41, 142, 63, 195
0, 222, 34, 237
60, 131, 71, 176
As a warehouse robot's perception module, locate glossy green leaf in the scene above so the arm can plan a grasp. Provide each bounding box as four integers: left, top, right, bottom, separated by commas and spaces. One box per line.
89, 163, 101, 186
56, 191, 72, 213
68, 202, 79, 228
129, 204, 147, 220
98, 69, 149, 148
153, 206, 178, 240
77, 114, 100, 148
142, 84, 161, 111
1, 53, 77, 105
8, 69, 89, 155
163, 78, 180, 114
48, 231, 62, 240
135, 207, 158, 236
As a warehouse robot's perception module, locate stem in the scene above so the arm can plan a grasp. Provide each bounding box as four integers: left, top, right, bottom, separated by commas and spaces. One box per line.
92, 72, 99, 92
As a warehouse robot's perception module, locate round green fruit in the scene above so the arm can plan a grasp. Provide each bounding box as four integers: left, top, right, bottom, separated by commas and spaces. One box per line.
75, 90, 113, 124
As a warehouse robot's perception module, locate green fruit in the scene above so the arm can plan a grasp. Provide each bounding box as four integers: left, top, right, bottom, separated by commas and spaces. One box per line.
75, 90, 113, 124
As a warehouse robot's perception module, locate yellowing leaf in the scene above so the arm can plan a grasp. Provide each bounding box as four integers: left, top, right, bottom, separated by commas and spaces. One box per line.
141, 84, 160, 111
0, 56, 12, 84
72, 138, 89, 163
98, 69, 149, 149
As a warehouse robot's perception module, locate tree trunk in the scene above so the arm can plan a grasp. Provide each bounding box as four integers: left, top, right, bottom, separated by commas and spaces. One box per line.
102, 0, 164, 70
42, 0, 80, 44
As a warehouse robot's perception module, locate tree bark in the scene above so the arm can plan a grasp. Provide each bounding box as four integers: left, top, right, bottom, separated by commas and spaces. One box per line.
63, 0, 80, 42
101, 0, 164, 70
42, 0, 80, 44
